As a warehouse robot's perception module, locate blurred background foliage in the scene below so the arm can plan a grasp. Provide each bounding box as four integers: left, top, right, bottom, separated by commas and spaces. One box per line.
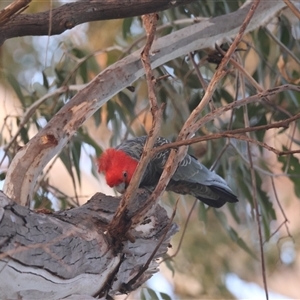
1, 0, 300, 299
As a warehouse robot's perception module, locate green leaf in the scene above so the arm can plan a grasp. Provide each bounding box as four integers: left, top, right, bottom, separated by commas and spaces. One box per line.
71, 140, 82, 186
279, 151, 300, 198
186, 74, 202, 89
140, 289, 147, 300
106, 101, 115, 124
114, 102, 128, 125
93, 108, 102, 127
79, 60, 88, 83
77, 129, 102, 156
59, 149, 72, 178
236, 165, 253, 207
198, 201, 207, 225
72, 48, 89, 83
189, 92, 202, 112
42, 71, 49, 89
90, 154, 99, 179
160, 292, 172, 300
227, 202, 241, 224
257, 28, 270, 58
0, 172, 6, 181
160, 26, 173, 36
215, 210, 257, 259
163, 256, 175, 277
19, 126, 29, 144
119, 91, 135, 116
214, 210, 228, 229
123, 17, 133, 39
145, 288, 160, 300
218, 88, 234, 104
228, 227, 257, 260
55, 67, 67, 86
5, 72, 25, 105
279, 18, 292, 46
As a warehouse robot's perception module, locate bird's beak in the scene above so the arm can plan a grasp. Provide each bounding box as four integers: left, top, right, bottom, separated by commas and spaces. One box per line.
115, 182, 126, 194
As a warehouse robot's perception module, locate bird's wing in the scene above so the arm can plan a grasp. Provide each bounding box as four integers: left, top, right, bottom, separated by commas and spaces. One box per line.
172, 154, 234, 193
151, 138, 230, 191
171, 155, 238, 206
151, 136, 171, 169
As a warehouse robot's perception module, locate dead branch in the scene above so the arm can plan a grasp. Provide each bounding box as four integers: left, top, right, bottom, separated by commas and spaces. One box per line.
153, 107, 300, 156
107, 13, 163, 240
0, 189, 178, 299
0, 0, 31, 27
283, 0, 300, 20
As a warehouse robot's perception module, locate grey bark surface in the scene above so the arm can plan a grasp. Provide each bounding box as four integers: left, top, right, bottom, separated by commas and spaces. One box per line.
0, 190, 178, 299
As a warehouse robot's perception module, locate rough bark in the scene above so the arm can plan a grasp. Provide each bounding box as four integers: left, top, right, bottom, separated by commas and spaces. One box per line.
3, 0, 287, 207
0, 0, 31, 26
0, 0, 196, 45
0, 189, 178, 299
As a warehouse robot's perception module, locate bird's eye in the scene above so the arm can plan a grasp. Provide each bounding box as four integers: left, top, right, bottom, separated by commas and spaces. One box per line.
123, 171, 127, 178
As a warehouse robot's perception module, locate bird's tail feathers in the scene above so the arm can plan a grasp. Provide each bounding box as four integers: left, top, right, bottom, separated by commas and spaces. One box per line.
209, 185, 239, 204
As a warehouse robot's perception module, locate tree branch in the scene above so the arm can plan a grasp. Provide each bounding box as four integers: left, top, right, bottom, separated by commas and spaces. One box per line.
0, 190, 178, 299
0, 0, 31, 27
0, 0, 196, 45
282, 0, 300, 20
107, 13, 163, 241
152, 91, 300, 156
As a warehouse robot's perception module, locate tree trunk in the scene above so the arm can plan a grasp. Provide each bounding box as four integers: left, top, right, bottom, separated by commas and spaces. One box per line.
0, 190, 178, 299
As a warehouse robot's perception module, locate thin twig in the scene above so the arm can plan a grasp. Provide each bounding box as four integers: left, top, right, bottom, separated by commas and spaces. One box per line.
62, 46, 123, 87
230, 141, 300, 178
108, 13, 163, 237
239, 26, 269, 298
283, 0, 300, 20
161, 198, 198, 262
188, 52, 216, 111
186, 0, 262, 135
47, 184, 80, 208
248, 140, 268, 300
0, 0, 31, 26
210, 143, 231, 171
266, 177, 293, 242
153, 109, 300, 156
125, 198, 179, 288
224, 48, 297, 173
45, 0, 53, 67
192, 87, 300, 134
188, 52, 208, 91
0, 86, 68, 168
226, 50, 296, 123
264, 28, 300, 66
121, 13, 161, 212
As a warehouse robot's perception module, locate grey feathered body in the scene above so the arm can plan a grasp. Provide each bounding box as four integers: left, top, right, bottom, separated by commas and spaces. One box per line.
117, 136, 238, 208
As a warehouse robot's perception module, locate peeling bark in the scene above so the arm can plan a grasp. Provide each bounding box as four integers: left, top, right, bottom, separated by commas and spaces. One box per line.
0, 190, 178, 299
